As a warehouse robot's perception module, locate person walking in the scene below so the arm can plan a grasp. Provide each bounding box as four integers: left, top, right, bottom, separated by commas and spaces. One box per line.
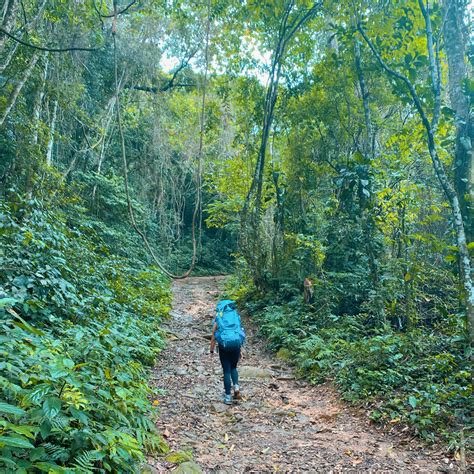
210, 300, 245, 404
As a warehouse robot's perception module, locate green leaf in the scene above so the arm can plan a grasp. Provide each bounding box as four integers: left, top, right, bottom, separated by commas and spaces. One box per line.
0, 297, 18, 308
29, 447, 46, 462
0, 401, 26, 416
0, 435, 35, 449
408, 396, 417, 409
7, 424, 39, 439
0, 456, 18, 467
27, 384, 52, 404
39, 420, 51, 439
43, 397, 61, 418
10, 314, 45, 336
70, 407, 89, 425
34, 462, 66, 473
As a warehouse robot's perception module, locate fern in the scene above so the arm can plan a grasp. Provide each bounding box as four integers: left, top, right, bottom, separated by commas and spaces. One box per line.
43, 442, 70, 462
49, 414, 70, 431
0, 199, 172, 472
72, 450, 103, 473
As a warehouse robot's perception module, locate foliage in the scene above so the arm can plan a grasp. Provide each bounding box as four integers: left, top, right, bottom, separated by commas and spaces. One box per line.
235, 276, 472, 450
1, 0, 472, 461
0, 196, 171, 472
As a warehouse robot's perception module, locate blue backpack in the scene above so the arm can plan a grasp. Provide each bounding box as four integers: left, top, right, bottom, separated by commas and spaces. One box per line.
214, 300, 245, 350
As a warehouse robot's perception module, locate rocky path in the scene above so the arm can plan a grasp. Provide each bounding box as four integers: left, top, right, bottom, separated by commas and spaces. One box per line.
147, 276, 455, 472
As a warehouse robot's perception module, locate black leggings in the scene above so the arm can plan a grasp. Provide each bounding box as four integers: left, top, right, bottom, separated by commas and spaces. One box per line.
218, 345, 240, 395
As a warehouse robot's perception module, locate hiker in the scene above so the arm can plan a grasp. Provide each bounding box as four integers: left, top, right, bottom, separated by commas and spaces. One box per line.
210, 300, 246, 405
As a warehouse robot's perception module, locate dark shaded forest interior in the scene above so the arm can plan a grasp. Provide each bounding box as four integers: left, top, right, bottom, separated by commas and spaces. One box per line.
0, 0, 472, 472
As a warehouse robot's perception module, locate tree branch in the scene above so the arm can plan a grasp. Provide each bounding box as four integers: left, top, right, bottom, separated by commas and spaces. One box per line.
286, 2, 321, 41
160, 48, 197, 91
100, 0, 138, 18
0, 28, 101, 52
126, 83, 195, 94
357, 23, 431, 133
126, 48, 198, 94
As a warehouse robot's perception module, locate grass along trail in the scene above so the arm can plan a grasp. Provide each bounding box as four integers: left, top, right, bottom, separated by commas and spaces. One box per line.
146, 276, 454, 472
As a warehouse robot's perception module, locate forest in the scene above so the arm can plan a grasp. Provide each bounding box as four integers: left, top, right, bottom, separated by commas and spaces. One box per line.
0, 0, 472, 472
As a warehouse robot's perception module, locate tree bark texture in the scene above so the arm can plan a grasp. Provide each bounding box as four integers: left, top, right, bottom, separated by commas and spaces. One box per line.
0, 0, 18, 55
46, 99, 58, 165
0, 52, 39, 127
443, 0, 473, 244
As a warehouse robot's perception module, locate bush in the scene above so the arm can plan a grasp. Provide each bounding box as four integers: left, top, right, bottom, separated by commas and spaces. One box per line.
241, 282, 471, 450
0, 197, 171, 472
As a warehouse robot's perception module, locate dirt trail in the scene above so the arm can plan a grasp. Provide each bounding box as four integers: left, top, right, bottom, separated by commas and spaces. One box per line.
148, 276, 453, 472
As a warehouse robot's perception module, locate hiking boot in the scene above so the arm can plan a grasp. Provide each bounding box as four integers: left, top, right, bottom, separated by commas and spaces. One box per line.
233, 384, 241, 400
223, 394, 232, 405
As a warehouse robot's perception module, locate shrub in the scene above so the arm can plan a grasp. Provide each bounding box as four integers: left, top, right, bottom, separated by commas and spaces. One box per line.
242, 281, 471, 450
0, 197, 171, 472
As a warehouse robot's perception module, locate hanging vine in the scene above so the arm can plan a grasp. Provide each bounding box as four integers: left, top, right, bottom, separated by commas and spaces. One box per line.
112, 0, 210, 279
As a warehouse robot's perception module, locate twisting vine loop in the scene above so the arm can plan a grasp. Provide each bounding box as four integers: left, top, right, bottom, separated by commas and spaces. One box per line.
112, 0, 210, 279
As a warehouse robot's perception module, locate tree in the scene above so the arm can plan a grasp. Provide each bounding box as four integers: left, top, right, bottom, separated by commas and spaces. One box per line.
357, 0, 473, 344
442, 0, 473, 244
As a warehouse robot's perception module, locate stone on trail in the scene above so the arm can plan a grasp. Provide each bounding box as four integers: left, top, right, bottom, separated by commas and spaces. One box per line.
211, 402, 229, 413
174, 461, 203, 474
238, 365, 274, 379
165, 450, 193, 463
276, 373, 295, 381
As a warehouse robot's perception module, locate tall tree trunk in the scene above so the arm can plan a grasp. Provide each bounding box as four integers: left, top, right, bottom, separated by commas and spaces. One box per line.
46, 99, 58, 165
354, 37, 385, 321
0, 39, 20, 74
32, 53, 49, 145
443, 0, 473, 244
0, 52, 39, 127
0, 0, 18, 55
242, 1, 320, 216
0, 0, 48, 74
240, 1, 320, 289
359, 6, 474, 345
354, 38, 374, 158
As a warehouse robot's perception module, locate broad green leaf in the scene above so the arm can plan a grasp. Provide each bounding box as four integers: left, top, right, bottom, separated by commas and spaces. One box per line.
34, 461, 66, 473
0, 402, 26, 416
42, 397, 61, 418
39, 420, 51, 439
29, 447, 46, 462
70, 407, 89, 425
0, 435, 34, 449
408, 396, 417, 409
9, 312, 45, 336
27, 385, 52, 404
6, 424, 39, 439
63, 358, 75, 369
0, 456, 17, 467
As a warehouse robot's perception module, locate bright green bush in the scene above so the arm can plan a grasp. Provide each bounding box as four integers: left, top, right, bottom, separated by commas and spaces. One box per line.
0, 197, 170, 472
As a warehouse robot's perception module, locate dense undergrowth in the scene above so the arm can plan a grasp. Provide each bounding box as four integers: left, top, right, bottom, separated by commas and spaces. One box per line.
0, 194, 171, 473
227, 271, 472, 453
